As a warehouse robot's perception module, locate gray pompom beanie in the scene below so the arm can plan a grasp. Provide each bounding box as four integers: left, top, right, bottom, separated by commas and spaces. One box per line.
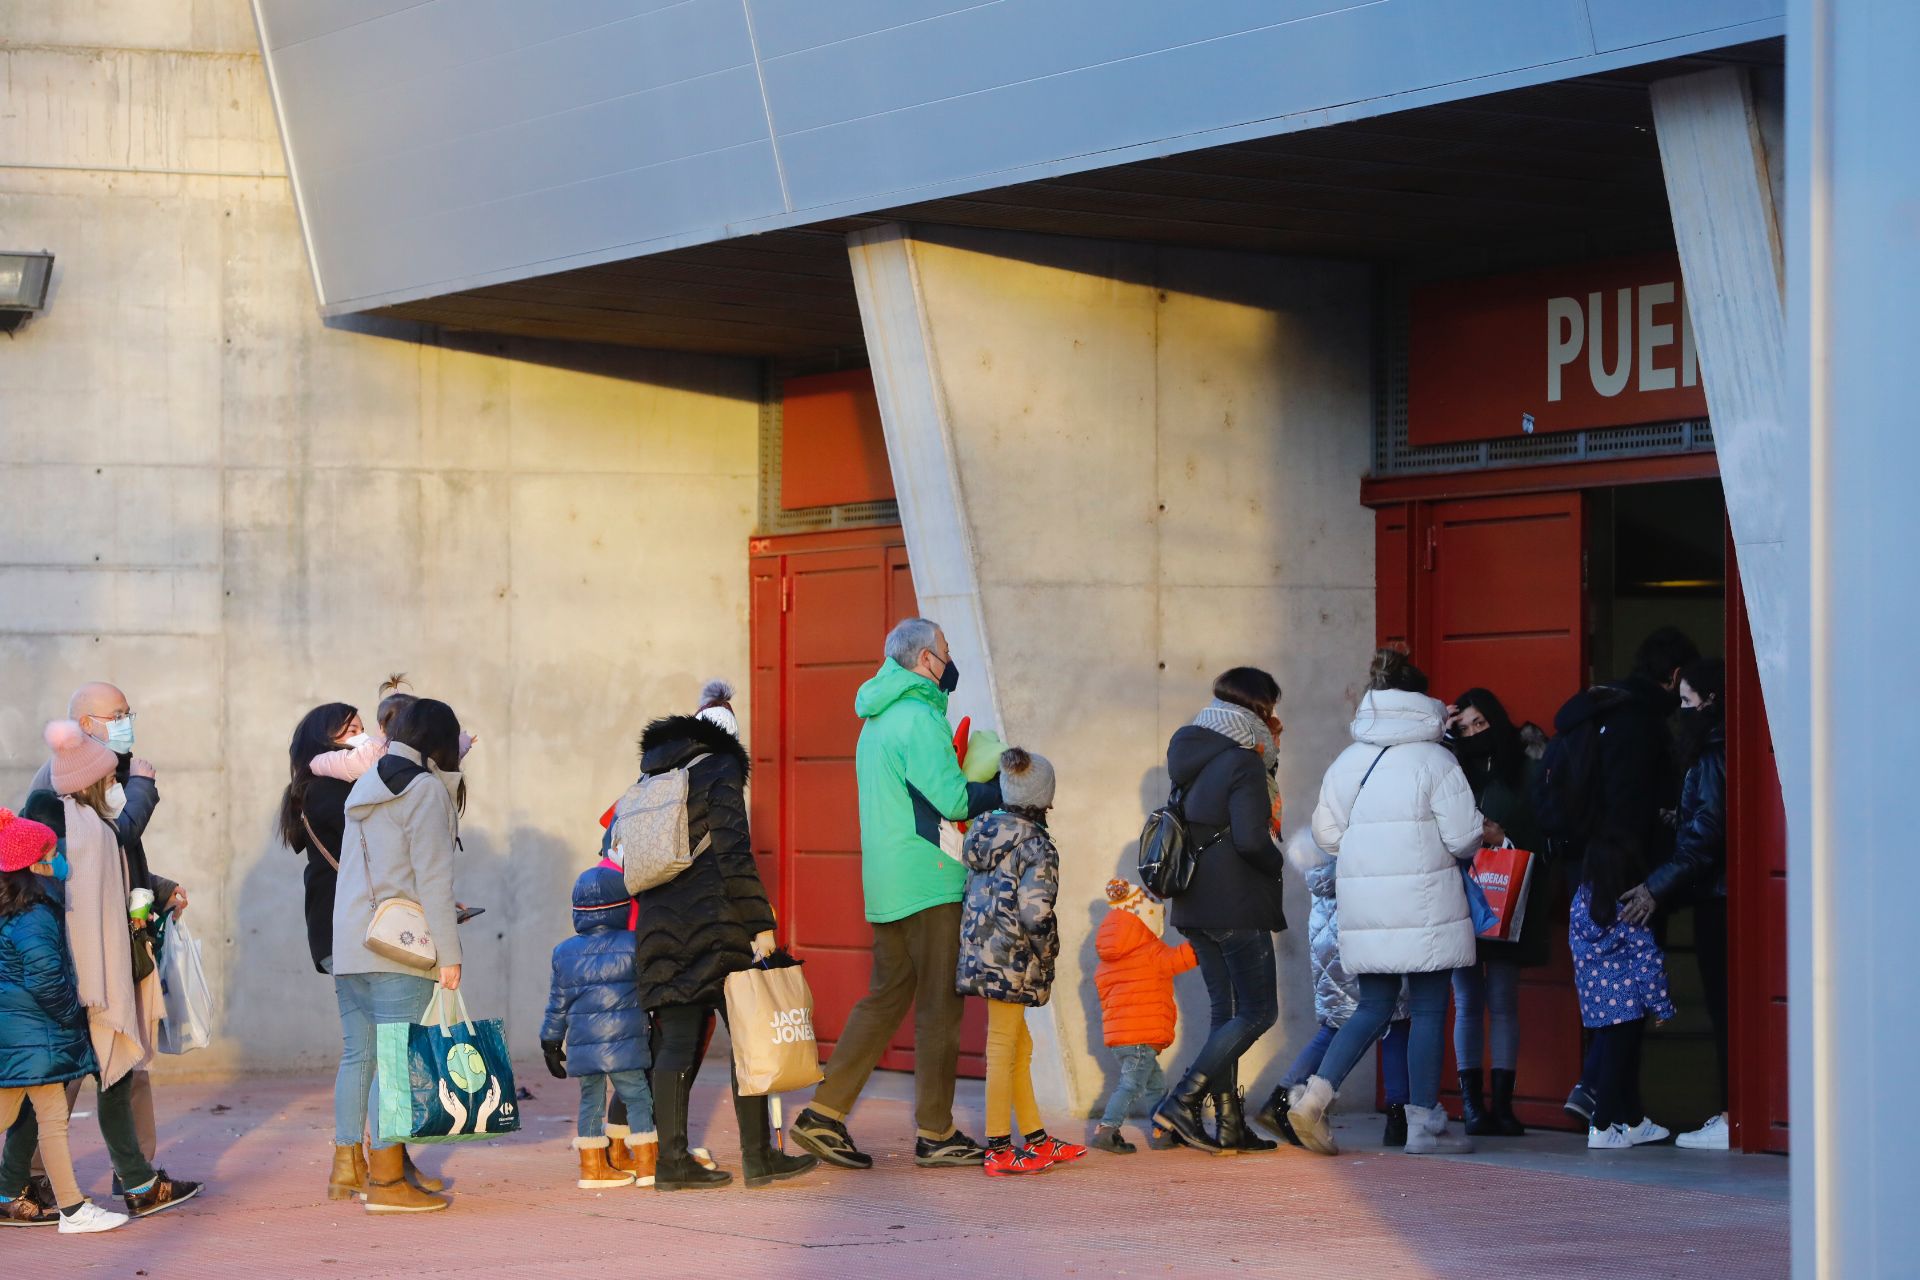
999, 747, 1056, 810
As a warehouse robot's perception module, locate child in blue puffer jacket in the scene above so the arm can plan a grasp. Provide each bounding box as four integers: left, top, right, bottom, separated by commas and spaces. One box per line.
542, 865, 656, 1189
0, 809, 127, 1233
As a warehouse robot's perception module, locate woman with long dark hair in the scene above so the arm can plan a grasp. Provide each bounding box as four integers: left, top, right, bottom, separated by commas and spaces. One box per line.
1620, 656, 1729, 1149
330, 698, 469, 1213
280, 703, 362, 978
1445, 687, 1547, 1137
1152, 666, 1289, 1154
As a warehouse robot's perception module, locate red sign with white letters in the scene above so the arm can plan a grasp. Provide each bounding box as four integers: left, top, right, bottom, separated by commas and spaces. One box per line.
1407, 253, 1708, 446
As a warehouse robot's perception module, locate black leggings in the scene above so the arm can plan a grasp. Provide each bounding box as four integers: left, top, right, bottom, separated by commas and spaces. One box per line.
650, 1002, 768, 1163
1582, 1019, 1645, 1129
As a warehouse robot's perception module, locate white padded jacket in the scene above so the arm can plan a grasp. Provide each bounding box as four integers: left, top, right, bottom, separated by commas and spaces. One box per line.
1310, 690, 1484, 975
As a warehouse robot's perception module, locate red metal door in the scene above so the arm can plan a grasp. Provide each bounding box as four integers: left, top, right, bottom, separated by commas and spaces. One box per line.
748, 531, 986, 1078
1377, 493, 1587, 1127
1727, 543, 1789, 1152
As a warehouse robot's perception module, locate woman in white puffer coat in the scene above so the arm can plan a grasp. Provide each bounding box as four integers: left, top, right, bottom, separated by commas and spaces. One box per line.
1286, 649, 1487, 1157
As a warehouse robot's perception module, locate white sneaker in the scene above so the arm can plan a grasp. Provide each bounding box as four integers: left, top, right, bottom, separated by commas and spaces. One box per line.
57, 1201, 130, 1234
1677, 1114, 1731, 1150
1626, 1117, 1671, 1146
1587, 1123, 1633, 1150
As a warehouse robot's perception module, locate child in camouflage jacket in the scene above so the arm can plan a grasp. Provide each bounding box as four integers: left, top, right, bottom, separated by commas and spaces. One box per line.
956, 748, 1084, 1176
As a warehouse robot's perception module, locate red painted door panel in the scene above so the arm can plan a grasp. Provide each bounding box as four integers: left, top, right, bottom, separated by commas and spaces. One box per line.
748, 532, 985, 1079
1379, 492, 1586, 1129
1426, 492, 1585, 733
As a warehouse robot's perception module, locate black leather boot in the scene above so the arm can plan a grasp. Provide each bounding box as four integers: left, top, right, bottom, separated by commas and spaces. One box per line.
653, 1069, 731, 1190
1459, 1068, 1496, 1136
1256, 1085, 1303, 1147
1489, 1069, 1528, 1136
1208, 1087, 1240, 1156
1382, 1102, 1408, 1147
736, 1087, 818, 1188
1215, 1067, 1275, 1153
1152, 1070, 1222, 1153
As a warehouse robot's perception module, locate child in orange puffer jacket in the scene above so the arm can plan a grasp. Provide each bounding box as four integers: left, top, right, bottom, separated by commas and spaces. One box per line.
1090, 879, 1197, 1153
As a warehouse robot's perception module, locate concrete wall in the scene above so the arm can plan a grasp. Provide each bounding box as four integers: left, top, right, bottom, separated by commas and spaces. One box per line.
850, 225, 1375, 1111
0, 3, 760, 1076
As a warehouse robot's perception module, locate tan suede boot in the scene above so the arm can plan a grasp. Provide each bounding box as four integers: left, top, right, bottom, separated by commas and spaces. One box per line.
401, 1146, 444, 1194
576, 1138, 635, 1189
605, 1124, 638, 1175
364, 1145, 449, 1213
327, 1143, 368, 1201
627, 1134, 659, 1188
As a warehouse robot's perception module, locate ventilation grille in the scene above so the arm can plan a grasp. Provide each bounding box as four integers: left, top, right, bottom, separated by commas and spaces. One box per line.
1373, 281, 1714, 477
756, 364, 900, 535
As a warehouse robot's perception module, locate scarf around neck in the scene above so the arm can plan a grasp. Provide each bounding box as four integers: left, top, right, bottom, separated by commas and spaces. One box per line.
1192, 699, 1274, 757
63, 799, 155, 1086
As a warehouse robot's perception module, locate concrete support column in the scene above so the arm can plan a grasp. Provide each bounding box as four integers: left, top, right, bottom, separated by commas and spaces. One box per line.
847, 223, 1375, 1115
1652, 67, 1790, 697
1788, 3, 1920, 1274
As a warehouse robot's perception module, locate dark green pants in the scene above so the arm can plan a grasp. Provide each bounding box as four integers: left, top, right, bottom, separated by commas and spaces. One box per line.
0, 1071, 155, 1196
807, 901, 965, 1140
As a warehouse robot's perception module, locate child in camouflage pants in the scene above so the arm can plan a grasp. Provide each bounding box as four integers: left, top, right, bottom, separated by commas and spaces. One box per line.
955, 748, 1086, 1176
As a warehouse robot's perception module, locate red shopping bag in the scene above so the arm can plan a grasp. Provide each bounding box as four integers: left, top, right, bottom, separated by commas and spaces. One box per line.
1469, 844, 1536, 942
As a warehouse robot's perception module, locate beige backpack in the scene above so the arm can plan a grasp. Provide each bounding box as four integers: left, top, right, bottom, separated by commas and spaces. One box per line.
614, 754, 712, 893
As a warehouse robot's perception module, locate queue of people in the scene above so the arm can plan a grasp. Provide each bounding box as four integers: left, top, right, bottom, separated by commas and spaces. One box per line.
0, 612, 1726, 1235
0, 684, 202, 1235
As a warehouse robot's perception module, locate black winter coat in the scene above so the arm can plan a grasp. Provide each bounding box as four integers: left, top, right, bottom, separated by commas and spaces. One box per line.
542, 866, 650, 1075
1165, 726, 1288, 933
1553, 675, 1682, 860
292, 776, 350, 974
631, 716, 776, 1010
1646, 724, 1727, 905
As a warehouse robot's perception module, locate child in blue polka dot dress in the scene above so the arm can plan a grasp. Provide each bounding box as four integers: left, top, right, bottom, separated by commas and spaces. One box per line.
1568, 831, 1675, 1151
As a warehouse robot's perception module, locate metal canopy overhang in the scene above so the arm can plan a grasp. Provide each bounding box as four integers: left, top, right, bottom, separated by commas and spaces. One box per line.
371, 39, 1781, 363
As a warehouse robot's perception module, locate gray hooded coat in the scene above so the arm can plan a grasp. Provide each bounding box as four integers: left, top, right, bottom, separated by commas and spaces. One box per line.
332, 743, 464, 978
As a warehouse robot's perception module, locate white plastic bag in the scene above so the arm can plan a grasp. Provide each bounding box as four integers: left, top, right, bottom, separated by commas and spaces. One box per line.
157, 919, 213, 1055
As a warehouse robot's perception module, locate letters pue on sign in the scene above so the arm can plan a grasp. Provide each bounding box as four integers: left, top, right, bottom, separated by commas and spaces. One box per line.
1407, 253, 1710, 448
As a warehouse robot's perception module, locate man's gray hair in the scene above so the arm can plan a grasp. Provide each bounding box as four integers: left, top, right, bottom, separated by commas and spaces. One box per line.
884, 618, 942, 668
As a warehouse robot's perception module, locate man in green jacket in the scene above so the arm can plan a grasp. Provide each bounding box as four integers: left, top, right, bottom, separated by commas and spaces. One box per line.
791, 618, 1002, 1169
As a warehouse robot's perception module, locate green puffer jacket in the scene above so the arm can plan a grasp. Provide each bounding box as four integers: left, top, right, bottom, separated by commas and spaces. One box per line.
853, 660, 1002, 924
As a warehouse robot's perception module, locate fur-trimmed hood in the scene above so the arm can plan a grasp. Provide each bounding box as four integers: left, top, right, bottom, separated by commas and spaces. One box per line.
638, 713, 749, 781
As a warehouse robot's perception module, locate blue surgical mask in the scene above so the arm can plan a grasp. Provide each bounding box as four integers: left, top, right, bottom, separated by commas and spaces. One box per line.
49, 852, 69, 882
104, 717, 135, 753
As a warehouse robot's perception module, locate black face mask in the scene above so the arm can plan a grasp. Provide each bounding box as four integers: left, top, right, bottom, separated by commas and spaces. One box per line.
1454, 731, 1496, 759
937, 654, 961, 695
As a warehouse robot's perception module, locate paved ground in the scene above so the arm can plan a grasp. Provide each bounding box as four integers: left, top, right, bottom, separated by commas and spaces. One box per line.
14, 1066, 1787, 1278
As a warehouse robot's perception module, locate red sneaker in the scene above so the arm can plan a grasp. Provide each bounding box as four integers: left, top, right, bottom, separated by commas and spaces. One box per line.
983, 1145, 1055, 1177
1025, 1134, 1089, 1164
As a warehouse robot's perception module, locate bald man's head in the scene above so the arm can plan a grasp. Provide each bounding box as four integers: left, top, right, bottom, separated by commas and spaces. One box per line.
69, 682, 131, 747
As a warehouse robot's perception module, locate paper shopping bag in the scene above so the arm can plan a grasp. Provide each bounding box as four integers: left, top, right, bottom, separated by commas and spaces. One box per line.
1470, 844, 1537, 942
724, 960, 824, 1097
376, 988, 521, 1144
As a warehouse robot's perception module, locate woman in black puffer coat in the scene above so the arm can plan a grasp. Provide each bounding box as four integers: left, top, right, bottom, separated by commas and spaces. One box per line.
629, 712, 815, 1191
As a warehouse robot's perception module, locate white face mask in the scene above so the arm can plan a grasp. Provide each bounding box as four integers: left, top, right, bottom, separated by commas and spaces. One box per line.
342, 732, 372, 750
104, 781, 127, 820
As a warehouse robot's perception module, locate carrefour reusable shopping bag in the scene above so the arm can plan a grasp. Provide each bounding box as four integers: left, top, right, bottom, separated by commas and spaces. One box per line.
377, 988, 521, 1144
724, 957, 823, 1097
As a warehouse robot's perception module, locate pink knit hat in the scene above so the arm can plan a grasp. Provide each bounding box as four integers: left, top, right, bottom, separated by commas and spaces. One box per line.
0, 809, 56, 873
45, 719, 117, 795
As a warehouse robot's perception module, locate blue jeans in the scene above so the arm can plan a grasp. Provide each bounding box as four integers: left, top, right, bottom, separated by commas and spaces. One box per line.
1316, 970, 1452, 1110
1284, 1018, 1411, 1102
1452, 958, 1521, 1071
1099, 1044, 1168, 1128
578, 1071, 655, 1139
334, 972, 435, 1149
1182, 929, 1279, 1085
